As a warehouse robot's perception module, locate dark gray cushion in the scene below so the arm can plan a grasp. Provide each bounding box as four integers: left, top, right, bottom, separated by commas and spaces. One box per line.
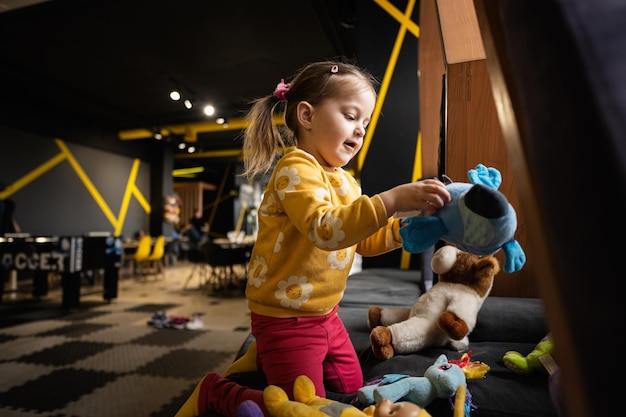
342, 268, 424, 307
222, 268, 556, 417
337, 269, 555, 417
473, 297, 547, 343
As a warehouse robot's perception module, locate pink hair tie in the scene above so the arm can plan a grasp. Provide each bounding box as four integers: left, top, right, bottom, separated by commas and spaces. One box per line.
330, 65, 339, 73
273, 79, 290, 101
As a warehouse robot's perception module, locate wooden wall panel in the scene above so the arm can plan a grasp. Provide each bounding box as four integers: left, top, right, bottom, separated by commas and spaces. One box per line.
418, 0, 446, 178
446, 61, 537, 297
420, 0, 538, 297
173, 181, 215, 226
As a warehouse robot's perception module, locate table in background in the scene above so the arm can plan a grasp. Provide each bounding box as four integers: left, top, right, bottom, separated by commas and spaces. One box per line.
185, 236, 254, 293
210, 237, 254, 286
0, 234, 123, 308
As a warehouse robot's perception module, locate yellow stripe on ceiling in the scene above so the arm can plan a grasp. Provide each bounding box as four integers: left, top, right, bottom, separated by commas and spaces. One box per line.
175, 149, 243, 159
119, 115, 285, 142
172, 167, 205, 176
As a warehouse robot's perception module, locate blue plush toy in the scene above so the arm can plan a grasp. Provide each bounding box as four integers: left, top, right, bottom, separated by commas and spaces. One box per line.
399, 164, 526, 273
357, 354, 466, 408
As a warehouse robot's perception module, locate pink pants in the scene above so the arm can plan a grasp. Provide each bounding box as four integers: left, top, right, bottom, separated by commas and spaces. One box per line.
251, 305, 363, 399
199, 373, 266, 417
198, 306, 362, 417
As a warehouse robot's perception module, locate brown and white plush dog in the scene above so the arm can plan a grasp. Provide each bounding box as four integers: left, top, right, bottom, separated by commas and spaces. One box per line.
368, 245, 500, 360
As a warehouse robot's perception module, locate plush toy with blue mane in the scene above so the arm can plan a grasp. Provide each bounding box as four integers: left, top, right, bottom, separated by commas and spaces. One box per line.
399, 164, 526, 273
357, 354, 467, 410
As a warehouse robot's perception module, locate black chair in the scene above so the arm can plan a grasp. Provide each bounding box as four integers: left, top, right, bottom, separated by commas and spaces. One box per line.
204, 240, 251, 293
182, 244, 210, 290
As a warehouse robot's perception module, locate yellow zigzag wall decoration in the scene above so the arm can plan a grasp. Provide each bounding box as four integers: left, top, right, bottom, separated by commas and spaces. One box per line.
0, 139, 150, 236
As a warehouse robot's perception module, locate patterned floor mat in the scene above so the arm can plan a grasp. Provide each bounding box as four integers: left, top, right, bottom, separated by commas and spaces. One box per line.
0, 297, 250, 416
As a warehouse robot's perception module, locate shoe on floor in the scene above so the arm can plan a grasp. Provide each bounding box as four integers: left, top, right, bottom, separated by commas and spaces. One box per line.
147, 311, 169, 329
167, 316, 190, 330
186, 313, 204, 330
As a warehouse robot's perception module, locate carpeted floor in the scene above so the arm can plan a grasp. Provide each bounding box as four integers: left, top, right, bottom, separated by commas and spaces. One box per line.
0, 262, 251, 417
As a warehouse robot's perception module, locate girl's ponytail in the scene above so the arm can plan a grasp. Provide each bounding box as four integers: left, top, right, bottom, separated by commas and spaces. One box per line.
242, 95, 290, 179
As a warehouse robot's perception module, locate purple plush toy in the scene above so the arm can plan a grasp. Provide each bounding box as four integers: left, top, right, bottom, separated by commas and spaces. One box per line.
237, 400, 264, 417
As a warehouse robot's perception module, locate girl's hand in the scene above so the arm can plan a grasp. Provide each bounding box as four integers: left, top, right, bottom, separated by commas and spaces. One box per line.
379, 179, 451, 217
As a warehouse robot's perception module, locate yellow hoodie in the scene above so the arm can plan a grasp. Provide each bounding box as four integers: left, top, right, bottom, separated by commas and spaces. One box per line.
246, 147, 402, 318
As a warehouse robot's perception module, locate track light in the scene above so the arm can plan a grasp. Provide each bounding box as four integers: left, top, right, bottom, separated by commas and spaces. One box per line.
168, 76, 217, 115
169, 89, 181, 101
203, 105, 215, 116
152, 128, 164, 140
178, 142, 186, 150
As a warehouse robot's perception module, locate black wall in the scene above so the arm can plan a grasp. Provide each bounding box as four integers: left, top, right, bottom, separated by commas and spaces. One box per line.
356, 1, 423, 269
0, 126, 158, 238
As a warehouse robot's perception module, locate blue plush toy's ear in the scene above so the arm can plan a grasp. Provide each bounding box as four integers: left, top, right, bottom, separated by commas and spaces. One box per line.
468, 164, 502, 189
400, 217, 447, 253
502, 240, 526, 273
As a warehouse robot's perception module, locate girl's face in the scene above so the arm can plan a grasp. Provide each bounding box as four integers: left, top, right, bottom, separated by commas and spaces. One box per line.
298, 80, 376, 168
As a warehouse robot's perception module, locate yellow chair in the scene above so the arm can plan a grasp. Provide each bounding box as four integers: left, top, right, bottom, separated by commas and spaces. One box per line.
143, 235, 166, 279
123, 235, 152, 276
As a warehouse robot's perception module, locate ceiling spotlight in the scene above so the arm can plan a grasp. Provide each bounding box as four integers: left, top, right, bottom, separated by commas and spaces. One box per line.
153, 132, 163, 140
203, 105, 215, 116
169, 90, 181, 101
216, 117, 225, 125
178, 142, 186, 150
184, 99, 193, 109
187, 146, 196, 153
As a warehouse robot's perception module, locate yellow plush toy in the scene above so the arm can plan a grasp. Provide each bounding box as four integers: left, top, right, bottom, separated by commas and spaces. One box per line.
251, 375, 467, 417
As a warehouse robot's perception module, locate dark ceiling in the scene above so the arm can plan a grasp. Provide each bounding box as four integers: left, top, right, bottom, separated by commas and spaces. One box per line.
0, 0, 358, 178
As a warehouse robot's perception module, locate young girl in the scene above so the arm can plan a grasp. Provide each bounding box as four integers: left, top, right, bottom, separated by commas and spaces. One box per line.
175, 59, 450, 417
